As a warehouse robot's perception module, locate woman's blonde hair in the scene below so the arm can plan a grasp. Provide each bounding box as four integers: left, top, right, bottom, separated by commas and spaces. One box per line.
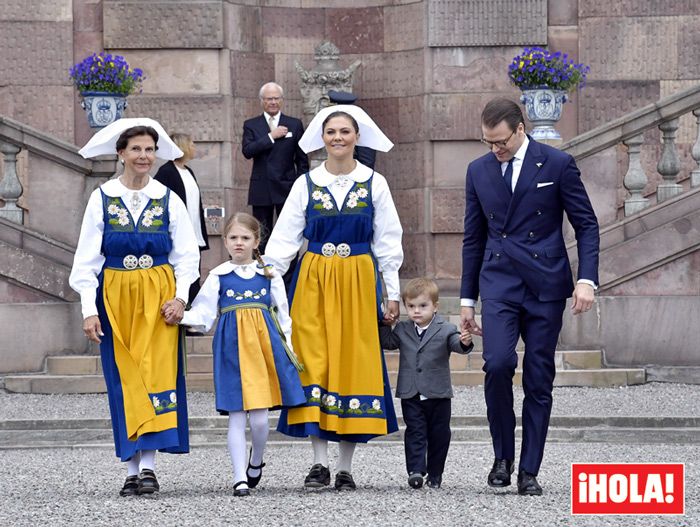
169, 132, 194, 161
223, 212, 273, 278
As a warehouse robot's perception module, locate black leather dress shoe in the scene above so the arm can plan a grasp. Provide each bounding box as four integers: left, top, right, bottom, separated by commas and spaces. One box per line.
407, 472, 424, 489
488, 458, 514, 487
304, 464, 331, 488
517, 470, 543, 496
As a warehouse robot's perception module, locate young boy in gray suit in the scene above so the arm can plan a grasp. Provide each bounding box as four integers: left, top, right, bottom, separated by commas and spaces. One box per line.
380, 278, 473, 489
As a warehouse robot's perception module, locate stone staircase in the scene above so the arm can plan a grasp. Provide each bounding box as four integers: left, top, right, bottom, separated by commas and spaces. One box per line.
3, 304, 646, 393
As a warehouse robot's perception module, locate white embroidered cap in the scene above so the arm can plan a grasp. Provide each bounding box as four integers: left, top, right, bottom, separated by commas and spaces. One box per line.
298, 104, 394, 154
78, 117, 183, 160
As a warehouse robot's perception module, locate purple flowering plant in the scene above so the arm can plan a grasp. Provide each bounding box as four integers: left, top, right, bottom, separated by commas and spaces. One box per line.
508, 47, 589, 93
69, 52, 144, 96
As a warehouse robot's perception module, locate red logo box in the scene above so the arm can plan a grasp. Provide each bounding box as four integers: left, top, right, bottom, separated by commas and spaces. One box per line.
572, 463, 684, 515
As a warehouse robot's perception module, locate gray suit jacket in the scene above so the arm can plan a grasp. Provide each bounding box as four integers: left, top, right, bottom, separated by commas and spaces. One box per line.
379, 315, 472, 399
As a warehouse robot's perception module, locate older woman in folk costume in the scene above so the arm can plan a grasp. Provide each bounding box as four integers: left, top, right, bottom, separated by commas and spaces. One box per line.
265, 105, 403, 490
69, 118, 199, 496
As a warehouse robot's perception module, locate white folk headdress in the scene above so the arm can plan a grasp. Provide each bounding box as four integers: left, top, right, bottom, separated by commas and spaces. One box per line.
298, 104, 394, 154
78, 117, 183, 160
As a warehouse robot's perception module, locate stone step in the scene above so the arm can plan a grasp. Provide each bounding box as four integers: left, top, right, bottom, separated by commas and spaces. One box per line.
1, 415, 698, 448
45, 349, 603, 377
3, 365, 645, 394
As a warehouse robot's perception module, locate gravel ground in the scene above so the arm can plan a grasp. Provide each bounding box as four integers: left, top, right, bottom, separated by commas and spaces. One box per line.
1, 382, 698, 421
0, 443, 696, 526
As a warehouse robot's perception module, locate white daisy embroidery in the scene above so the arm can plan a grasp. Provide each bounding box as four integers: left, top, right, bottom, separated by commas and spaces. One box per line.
142, 217, 153, 227
226, 289, 234, 297
311, 387, 321, 398
170, 392, 177, 403
346, 198, 358, 209
244, 290, 253, 298
349, 398, 360, 410
356, 187, 368, 198
152, 396, 160, 408
107, 204, 120, 215
260, 288, 267, 296
372, 399, 381, 411
312, 190, 324, 201
326, 395, 336, 407
323, 201, 334, 210
151, 206, 164, 217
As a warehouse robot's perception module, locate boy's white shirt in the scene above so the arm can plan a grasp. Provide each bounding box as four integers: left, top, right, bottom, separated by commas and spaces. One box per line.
181, 261, 294, 353
68, 177, 200, 318
264, 162, 404, 301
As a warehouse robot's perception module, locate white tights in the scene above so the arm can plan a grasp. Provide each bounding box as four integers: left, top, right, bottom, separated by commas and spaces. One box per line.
311, 436, 356, 473
125, 449, 156, 476
227, 409, 270, 488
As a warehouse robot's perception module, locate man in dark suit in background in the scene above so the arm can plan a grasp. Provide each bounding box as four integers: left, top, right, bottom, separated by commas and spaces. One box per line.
327, 90, 376, 169
460, 98, 599, 496
242, 82, 309, 249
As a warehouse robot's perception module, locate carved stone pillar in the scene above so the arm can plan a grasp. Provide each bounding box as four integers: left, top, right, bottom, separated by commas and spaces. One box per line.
656, 118, 682, 203
0, 141, 24, 224
623, 134, 650, 216
691, 108, 700, 188
295, 41, 361, 168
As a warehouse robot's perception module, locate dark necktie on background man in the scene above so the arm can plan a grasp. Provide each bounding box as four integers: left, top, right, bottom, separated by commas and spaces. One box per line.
504, 158, 514, 194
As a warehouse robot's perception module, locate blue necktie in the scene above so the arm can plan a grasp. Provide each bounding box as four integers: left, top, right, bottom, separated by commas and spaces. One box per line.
503, 159, 514, 194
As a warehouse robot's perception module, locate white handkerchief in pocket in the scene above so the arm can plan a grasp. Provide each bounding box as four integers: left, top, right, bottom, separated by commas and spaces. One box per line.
537, 182, 554, 188
285, 131, 293, 138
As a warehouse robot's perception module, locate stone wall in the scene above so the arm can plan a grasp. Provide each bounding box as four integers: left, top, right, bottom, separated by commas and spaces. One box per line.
1, 0, 700, 289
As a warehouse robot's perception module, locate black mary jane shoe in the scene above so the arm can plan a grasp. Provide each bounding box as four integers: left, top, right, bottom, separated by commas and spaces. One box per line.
119, 475, 139, 497
246, 449, 266, 489
334, 470, 357, 491
426, 475, 442, 489
233, 480, 251, 497
137, 469, 160, 495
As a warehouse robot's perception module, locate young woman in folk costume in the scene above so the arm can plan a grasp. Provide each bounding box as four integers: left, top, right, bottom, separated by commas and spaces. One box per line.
265, 105, 403, 490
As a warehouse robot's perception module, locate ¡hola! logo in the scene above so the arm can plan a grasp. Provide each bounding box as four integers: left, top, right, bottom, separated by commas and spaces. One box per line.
571, 463, 684, 515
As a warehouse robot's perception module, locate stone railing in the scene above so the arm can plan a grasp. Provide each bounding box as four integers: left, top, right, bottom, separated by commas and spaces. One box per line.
560, 84, 700, 217
0, 115, 115, 244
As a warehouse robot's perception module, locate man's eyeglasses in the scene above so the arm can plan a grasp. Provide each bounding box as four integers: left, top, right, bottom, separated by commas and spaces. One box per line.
262, 97, 282, 103
481, 128, 516, 149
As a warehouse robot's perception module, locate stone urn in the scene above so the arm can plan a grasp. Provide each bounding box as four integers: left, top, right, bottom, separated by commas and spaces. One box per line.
80, 91, 128, 128
519, 87, 567, 142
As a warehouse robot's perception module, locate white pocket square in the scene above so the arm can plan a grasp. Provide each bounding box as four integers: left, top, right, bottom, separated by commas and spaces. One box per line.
285, 131, 293, 138
537, 182, 554, 188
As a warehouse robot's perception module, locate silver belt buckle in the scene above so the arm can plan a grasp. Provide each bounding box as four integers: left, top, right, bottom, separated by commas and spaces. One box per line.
138, 255, 154, 269
321, 242, 336, 257
123, 254, 138, 270
336, 243, 351, 258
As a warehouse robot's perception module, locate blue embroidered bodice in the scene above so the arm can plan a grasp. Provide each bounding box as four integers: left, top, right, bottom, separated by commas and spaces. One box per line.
303, 174, 374, 245
100, 189, 172, 258
218, 271, 272, 311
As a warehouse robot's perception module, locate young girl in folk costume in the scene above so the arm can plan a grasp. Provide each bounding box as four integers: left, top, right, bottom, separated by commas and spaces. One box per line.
265, 105, 403, 490
180, 212, 305, 496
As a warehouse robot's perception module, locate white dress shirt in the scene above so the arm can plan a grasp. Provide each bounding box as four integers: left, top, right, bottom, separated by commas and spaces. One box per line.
176, 165, 206, 247
264, 162, 404, 301
69, 177, 200, 318
181, 261, 294, 352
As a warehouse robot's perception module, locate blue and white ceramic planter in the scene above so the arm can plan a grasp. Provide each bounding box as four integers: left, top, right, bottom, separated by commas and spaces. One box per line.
519, 88, 567, 141
80, 91, 128, 128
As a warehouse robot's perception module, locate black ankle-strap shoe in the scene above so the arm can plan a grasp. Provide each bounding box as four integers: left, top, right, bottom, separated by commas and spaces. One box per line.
119, 475, 139, 497
304, 463, 331, 488
334, 470, 356, 491
246, 448, 266, 489
233, 480, 250, 497
137, 469, 160, 495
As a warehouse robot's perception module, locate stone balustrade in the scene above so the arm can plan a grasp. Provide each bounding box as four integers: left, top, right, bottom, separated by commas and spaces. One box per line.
561, 84, 700, 217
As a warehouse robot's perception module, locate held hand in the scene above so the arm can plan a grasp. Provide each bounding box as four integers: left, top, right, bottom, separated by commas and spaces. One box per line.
161, 299, 185, 325
383, 300, 400, 325
571, 283, 595, 315
270, 126, 289, 140
83, 315, 104, 344
460, 306, 483, 336
460, 328, 473, 346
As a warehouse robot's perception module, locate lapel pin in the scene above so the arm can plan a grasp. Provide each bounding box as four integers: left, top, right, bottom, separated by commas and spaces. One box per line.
535, 162, 543, 168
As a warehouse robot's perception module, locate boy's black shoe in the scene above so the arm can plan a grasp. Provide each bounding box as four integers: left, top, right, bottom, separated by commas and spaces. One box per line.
517, 470, 543, 496
488, 458, 514, 487
426, 475, 442, 489
408, 472, 424, 489
119, 475, 139, 496
334, 470, 356, 491
137, 469, 160, 495
304, 463, 331, 488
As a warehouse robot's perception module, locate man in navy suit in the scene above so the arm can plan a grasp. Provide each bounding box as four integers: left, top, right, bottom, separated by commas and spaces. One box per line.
460, 98, 599, 495
242, 82, 309, 249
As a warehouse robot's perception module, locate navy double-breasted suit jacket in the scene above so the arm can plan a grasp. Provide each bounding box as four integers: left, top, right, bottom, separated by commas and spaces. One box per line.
460, 137, 599, 303
242, 113, 309, 207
